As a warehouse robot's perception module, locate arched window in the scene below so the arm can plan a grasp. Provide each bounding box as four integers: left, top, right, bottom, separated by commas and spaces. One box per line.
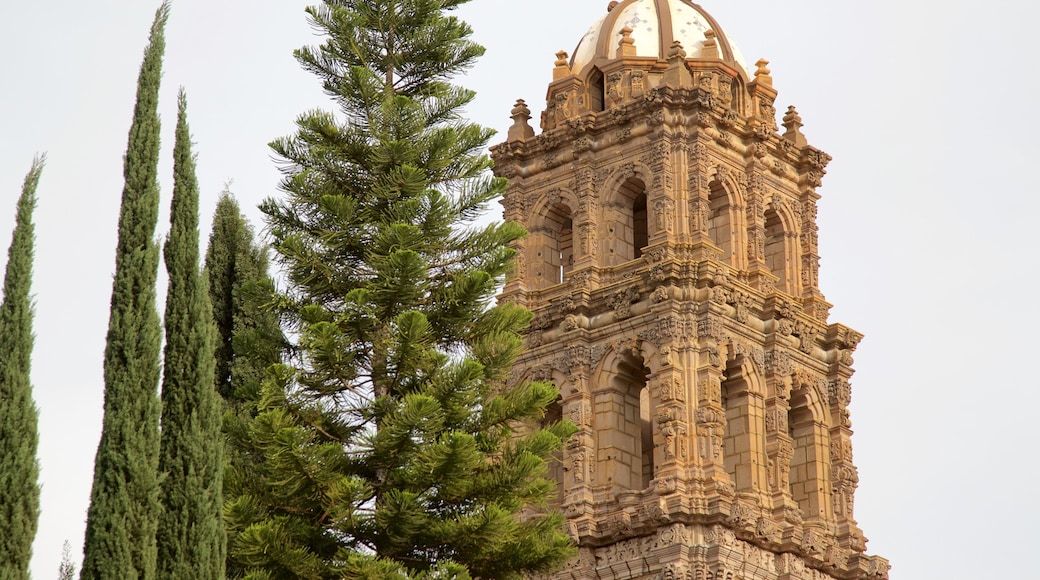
604, 177, 648, 266
542, 396, 565, 507
559, 215, 573, 283
588, 69, 605, 112
638, 384, 654, 489
764, 205, 788, 291
708, 181, 733, 262
720, 357, 766, 493
531, 201, 573, 287
596, 353, 653, 491
788, 388, 825, 519
633, 191, 648, 259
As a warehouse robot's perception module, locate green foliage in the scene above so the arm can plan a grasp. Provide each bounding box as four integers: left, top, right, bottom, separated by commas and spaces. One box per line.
205, 192, 285, 408
204, 192, 286, 577
226, 1, 576, 577
156, 89, 226, 579
81, 4, 169, 578
58, 541, 77, 580
0, 154, 44, 580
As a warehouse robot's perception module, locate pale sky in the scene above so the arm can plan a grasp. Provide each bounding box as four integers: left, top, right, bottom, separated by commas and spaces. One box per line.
1, 1, 1037, 578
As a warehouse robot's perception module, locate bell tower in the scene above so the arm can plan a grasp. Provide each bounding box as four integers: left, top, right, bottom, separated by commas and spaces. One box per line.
490, 1, 890, 578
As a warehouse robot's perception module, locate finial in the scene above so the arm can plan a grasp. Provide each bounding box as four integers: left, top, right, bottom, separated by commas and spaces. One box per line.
782, 105, 807, 147
553, 50, 572, 81
508, 98, 535, 142
608, 1, 620, 12
754, 58, 773, 87
667, 40, 687, 61
663, 40, 693, 87
618, 26, 636, 57
701, 29, 719, 59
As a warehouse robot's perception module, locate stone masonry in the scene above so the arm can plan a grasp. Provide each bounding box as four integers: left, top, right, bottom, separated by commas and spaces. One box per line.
489, 2, 890, 579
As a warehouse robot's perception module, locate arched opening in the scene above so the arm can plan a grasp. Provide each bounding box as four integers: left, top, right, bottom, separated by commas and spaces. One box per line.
604, 177, 648, 266
708, 181, 733, 263
720, 356, 766, 492
542, 396, 565, 507
639, 384, 654, 489
588, 68, 605, 113
559, 215, 573, 283
595, 353, 653, 491
633, 191, 648, 259
788, 388, 824, 519
532, 201, 574, 287
764, 205, 788, 291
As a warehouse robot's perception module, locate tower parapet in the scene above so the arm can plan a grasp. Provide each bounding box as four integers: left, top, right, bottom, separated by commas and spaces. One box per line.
491, 2, 888, 578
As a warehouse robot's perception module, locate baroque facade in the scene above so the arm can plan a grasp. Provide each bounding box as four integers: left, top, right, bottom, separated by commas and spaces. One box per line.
489, 1, 890, 579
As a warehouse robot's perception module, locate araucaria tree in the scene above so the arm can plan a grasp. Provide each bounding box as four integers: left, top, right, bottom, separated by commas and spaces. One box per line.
81, 4, 168, 578
0, 155, 45, 580
225, 0, 576, 577
155, 90, 225, 579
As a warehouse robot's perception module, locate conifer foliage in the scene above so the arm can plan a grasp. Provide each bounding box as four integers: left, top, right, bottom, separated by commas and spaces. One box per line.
0, 155, 45, 580
204, 192, 285, 578
156, 90, 226, 579
205, 192, 284, 409
226, 1, 576, 577
81, 4, 168, 578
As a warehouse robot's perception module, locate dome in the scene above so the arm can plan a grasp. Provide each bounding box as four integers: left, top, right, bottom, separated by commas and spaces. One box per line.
570, 0, 749, 78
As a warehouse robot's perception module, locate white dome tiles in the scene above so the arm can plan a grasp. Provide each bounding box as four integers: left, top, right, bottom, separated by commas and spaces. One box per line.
569, 0, 749, 78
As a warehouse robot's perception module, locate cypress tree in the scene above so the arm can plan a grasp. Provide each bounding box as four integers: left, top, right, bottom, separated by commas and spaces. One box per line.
204, 192, 286, 578
205, 192, 284, 407
81, 4, 168, 578
0, 155, 44, 580
58, 541, 77, 580
156, 89, 225, 579
226, 1, 576, 577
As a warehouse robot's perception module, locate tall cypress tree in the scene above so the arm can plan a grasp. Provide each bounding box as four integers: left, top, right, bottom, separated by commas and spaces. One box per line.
81, 4, 168, 578
156, 89, 225, 579
204, 192, 285, 577
0, 155, 44, 580
205, 192, 284, 408
226, 1, 576, 577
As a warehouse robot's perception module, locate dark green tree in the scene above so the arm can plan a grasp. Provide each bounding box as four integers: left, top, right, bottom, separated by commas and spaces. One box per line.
225, 1, 576, 577
81, 4, 168, 578
205, 191, 284, 408
204, 191, 286, 578
0, 155, 44, 580
156, 89, 226, 579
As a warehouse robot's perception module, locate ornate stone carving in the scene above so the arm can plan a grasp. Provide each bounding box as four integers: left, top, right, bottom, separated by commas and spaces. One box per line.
832, 464, 859, 518
756, 517, 781, 544
630, 70, 645, 98
689, 197, 709, 233
830, 438, 853, 463
829, 378, 852, 407
767, 349, 793, 377
579, 223, 597, 256
610, 286, 639, 320
651, 286, 669, 304
777, 442, 793, 489
654, 198, 676, 233
661, 379, 686, 403
727, 502, 757, 530
696, 406, 724, 460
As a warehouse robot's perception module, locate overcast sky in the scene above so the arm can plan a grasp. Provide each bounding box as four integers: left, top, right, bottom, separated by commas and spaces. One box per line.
1, 0, 1037, 578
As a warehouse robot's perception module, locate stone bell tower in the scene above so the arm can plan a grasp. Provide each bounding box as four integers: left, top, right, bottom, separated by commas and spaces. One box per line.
490, 1, 890, 579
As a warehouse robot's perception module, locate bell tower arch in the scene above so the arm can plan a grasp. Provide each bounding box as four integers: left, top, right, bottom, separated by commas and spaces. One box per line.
491, 1, 889, 578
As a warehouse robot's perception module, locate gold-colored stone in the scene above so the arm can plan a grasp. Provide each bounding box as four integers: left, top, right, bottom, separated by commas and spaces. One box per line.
491, 2, 888, 579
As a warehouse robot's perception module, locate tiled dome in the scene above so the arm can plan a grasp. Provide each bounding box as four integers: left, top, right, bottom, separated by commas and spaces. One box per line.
570, 0, 748, 77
